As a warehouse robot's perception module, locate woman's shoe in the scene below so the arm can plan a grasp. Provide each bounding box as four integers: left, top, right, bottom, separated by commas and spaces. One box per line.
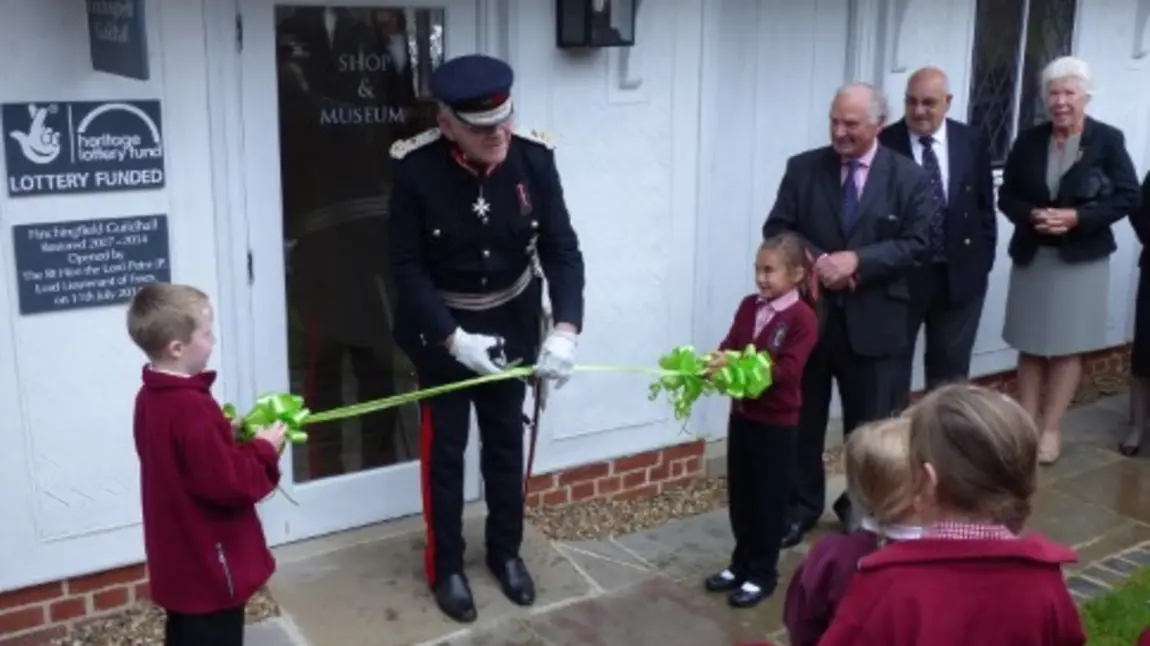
1038, 431, 1061, 465
1119, 442, 1141, 457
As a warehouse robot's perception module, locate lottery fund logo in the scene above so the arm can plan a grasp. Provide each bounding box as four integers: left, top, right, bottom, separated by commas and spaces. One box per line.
72, 102, 163, 163
9, 103, 62, 165
3, 100, 165, 196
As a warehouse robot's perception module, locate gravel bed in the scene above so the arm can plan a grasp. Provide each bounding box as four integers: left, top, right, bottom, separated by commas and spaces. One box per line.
49, 589, 277, 646
530, 445, 844, 542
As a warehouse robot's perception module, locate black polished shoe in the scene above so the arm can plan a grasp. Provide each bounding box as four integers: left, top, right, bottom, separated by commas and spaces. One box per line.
780, 521, 811, 549
703, 569, 742, 592
728, 582, 772, 608
432, 573, 477, 623
488, 557, 536, 606
1119, 442, 1141, 457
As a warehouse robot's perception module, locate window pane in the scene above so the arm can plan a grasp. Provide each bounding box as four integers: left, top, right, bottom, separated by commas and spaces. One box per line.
275, 6, 445, 482
966, 0, 1026, 165
1017, 0, 1077, 130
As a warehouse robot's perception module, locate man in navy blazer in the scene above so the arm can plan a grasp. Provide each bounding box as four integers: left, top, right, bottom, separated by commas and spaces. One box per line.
879, 67, 996, 396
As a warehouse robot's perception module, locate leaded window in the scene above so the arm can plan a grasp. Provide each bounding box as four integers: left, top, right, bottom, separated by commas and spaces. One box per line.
966, 0, 1077, 165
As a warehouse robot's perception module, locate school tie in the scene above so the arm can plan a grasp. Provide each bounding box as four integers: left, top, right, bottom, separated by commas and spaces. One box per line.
842, 160, 860, 229
919, 135, 947, 260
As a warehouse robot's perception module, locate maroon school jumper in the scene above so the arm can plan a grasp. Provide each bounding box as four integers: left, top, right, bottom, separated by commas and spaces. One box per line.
818, 535, 1084, 646
718, 292, 817, 426
134, 367, 280, 614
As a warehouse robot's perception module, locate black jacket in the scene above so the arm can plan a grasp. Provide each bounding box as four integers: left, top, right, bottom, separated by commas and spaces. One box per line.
997, 117, 1139, 265
879, 118, 996, 303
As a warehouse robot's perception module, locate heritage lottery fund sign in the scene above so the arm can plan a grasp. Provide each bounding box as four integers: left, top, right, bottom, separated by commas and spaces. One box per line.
13, 215, 170, 315
1, 100, 164, 197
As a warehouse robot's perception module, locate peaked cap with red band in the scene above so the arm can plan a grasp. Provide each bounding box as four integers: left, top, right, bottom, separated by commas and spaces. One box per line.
430, 54, 515, 127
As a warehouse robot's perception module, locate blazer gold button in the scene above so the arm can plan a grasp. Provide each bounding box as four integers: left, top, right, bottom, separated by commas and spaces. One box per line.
432, 229, 442, 237
964, 238, 971, 245
966, 185, 973, 192
531, 220, 539, 229
481, 277, 488, 286
482, 249, 490, 258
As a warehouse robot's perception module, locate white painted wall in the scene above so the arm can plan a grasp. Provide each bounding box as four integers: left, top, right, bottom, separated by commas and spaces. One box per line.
506, 0, 705, 474
0, 0, 222, 592
691, 0, 853, 438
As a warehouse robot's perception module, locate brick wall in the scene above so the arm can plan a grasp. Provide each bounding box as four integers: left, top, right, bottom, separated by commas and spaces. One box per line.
0, 344, 1132, 644
524, 438, 705, 510
0, 564, 147, 646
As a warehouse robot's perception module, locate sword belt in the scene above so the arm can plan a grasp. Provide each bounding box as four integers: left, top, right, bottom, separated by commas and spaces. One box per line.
437, 266, 535, 311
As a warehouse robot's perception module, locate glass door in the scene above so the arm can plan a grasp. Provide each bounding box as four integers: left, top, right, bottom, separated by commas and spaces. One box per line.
239, 0, 482, 544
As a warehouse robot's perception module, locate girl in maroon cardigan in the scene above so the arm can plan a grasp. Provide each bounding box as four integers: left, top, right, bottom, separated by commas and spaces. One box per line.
782, 415, 923, 646
819, 385, 1086, 646
702, 232, 818, 608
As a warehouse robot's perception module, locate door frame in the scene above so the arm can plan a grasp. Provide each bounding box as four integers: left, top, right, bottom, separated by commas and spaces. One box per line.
202, 0, 502, 546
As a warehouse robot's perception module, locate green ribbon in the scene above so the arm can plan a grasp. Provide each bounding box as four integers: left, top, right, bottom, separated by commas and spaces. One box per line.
223, 394, 310, 445
220, 344, 773, 504
647, 344, 774, 421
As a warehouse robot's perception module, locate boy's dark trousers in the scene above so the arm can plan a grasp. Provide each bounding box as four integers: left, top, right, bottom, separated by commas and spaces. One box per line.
726, 413, 798, 591
165, 606, 245, 646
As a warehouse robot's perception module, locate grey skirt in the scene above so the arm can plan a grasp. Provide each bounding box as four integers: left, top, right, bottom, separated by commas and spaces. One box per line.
1002, 246, 1110, 357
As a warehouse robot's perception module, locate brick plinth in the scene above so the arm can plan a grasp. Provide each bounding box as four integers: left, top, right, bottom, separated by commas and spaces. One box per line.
928, 344, 1130, 402
524, 439, 705, 510
0, 565, 147, 645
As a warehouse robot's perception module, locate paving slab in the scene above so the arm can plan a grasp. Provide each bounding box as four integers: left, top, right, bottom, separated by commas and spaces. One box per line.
1036, 444, 1123, 487
528, 577, 734, 645
1027, 487, 1128, 547
1052, 456, 1150, 523
270, 518, 591, 646
244, 618, 306, 646
554, 543, 656, 592
1058, 400, 1127, 447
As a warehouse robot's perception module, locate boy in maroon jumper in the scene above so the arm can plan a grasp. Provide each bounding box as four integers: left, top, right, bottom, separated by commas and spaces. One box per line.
702, 232, 818, 608
819, 385, 1085, 646
128, 284, 288, 646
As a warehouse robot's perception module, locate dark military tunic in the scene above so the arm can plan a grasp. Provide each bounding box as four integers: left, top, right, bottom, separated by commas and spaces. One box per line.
389, 128, 585, 365
387, 127, 585, 583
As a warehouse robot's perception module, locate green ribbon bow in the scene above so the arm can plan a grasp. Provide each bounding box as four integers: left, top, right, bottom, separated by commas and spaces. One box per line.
222, 393, 311, 446
712, 344, 773, 399
647, 344, 774, 422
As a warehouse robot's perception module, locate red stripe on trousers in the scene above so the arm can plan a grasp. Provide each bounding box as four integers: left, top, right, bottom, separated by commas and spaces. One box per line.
418, 399, 437, 585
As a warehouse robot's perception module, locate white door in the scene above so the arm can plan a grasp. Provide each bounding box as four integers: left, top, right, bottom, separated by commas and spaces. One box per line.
239, 0, 483, 544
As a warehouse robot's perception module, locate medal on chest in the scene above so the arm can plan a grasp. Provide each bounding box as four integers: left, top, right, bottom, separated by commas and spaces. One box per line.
472, 186, 491, 224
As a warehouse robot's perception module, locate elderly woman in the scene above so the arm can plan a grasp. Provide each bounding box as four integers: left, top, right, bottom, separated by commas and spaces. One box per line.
998, 56, 1139, 464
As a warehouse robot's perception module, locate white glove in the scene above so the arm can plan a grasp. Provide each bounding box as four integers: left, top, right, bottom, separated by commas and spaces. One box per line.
535, 330, 577, 388
448, 328, 505, 376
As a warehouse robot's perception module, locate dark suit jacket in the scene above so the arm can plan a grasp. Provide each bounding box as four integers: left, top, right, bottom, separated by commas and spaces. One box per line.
879, 118, 996, 302
762, 145, 933, 357
997, 117, 1139, 265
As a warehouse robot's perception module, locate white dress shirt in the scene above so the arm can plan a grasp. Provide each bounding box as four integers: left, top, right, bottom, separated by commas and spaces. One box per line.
908, 121, 951, 202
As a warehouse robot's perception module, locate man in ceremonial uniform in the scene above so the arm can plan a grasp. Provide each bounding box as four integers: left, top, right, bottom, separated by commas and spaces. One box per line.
388, 54, 585, 623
